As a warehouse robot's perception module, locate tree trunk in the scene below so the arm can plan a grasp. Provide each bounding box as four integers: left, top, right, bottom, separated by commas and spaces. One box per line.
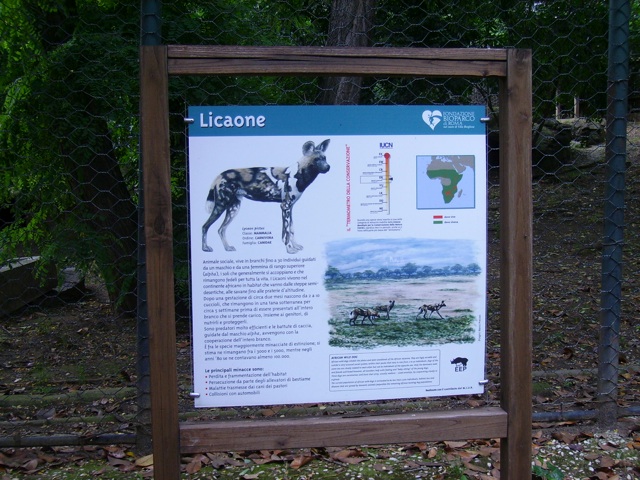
62, 117, 138, 316
318, 0, 377, 105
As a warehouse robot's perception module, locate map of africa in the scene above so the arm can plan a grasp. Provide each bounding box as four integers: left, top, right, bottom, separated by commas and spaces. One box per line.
416, 155, 476, 209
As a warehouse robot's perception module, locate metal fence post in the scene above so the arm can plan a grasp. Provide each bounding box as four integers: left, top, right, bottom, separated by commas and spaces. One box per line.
137, 0, 162, 453
598, 0, 630, 427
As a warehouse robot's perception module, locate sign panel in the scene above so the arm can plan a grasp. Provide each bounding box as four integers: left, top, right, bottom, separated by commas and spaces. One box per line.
188, 105, 487, 407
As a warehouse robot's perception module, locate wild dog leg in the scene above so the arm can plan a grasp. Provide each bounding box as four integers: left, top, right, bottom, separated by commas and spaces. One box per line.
217, 200, 241, 251
202, 204, 226, 252
287, 209, 303, 252
281, 195, 302, 253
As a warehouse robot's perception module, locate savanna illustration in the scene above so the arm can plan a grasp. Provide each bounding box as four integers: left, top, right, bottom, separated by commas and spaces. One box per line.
325, 238, 483, 350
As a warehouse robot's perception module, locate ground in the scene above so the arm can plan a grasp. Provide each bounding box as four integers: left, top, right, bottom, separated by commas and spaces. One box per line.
1, 124, 640, 478
1, 425, 640, 478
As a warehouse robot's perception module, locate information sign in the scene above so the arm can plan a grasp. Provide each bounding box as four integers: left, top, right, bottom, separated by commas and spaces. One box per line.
188, 105, 487, 407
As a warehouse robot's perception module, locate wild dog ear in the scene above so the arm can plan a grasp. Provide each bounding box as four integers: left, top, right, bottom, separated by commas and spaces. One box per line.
317, 139, 330, 152
302, 141, 315, 156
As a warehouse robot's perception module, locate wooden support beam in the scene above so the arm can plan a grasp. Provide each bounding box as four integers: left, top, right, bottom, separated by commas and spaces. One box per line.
140, 45, 181, 480
167, 45, 507, 77
180, 408, 508, 453
498, 49, 533, 480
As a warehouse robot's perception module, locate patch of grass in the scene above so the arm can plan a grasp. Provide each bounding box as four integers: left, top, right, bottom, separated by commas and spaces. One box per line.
532, 381, 553, 396
60, 364, 88, 383
329, 314, 476, 349
532, 462, 564, 480
34, 317, 57, 335
30, 362, 53, 385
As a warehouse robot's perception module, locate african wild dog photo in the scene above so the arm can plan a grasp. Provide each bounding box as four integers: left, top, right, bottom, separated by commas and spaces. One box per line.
202, 139, 330, 254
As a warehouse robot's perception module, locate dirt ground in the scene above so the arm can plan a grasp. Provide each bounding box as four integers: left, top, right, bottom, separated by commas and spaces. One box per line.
2, 125, 640, 478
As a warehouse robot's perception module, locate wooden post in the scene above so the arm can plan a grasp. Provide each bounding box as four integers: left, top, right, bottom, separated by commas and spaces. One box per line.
499, 49, 533, 479
140, 45, 181, 479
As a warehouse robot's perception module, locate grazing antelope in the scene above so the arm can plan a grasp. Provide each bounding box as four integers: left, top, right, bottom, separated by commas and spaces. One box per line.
202, 139, 331, 253
349, 308, 380, 326
373, 300, 395, 319
416, 300, 446, 319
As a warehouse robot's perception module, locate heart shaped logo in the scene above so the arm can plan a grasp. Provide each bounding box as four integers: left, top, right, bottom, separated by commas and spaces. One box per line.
422, 110, 442, 130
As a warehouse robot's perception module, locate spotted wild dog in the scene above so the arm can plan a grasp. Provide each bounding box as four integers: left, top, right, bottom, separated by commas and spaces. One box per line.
349, 308, 380, 326
202, 139, 331, 253
416, 300, 446, 319
373, 300, 395, 319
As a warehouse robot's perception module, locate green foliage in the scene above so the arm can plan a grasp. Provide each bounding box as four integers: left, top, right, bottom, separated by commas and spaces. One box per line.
0, 2, 140, 312
532, 462, 564, 480
325, 262, 481, 284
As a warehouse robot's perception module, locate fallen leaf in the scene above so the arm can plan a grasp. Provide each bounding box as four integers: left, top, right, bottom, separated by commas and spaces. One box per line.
250, 457, 274, 465
22, 458, 39, 472
290, 455, 313, 469
444, 441, 467, 449
599, 455, 617, 468
205, 452, 231, 468
552, 431, 576, 444
105, 447, 126, 458
107, 456, 133, 468
456, 450, 479, 460
331, 448, 367, 464
599, 442, 618, 451
478, 447, 499, 457
242, 473, 262, 480
464, 460, 488, 473
185, 457, 202, 474
135, 454, 154, 467
0, 452, 29, 469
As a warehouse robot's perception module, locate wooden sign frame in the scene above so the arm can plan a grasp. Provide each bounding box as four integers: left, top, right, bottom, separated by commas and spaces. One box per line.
140, 46, 532, 479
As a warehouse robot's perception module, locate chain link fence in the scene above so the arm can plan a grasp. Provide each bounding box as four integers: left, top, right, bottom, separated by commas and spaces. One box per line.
1, 0, 638, 450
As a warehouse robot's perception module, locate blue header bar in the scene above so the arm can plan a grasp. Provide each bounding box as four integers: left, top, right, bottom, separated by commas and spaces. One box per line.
188, 105, 486, 137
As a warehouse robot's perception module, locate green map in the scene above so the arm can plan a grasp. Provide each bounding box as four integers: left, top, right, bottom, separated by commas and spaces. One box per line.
417, 155, 476, 209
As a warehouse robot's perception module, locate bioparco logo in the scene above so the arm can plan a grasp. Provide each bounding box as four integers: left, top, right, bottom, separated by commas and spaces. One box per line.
422, 109, 443, 130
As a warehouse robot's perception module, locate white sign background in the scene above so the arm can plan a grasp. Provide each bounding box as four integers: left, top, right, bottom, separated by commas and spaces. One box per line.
188, 106, 488, 407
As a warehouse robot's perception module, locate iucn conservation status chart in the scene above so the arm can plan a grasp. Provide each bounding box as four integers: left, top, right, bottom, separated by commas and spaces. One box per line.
188, 105, 488, 408
360, 151, 392, 215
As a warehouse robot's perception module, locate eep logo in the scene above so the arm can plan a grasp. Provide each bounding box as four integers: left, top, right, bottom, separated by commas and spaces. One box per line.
451, 357, 468, 372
